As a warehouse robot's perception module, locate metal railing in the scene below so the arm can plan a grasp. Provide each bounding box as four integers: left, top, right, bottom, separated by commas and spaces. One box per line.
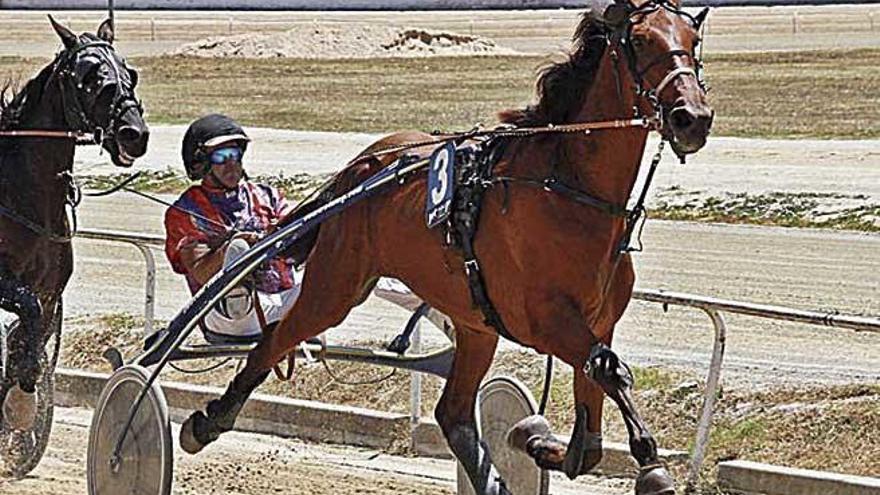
77, 228, 163, 337
76, 227, 880, 490
631, 288, 880, 491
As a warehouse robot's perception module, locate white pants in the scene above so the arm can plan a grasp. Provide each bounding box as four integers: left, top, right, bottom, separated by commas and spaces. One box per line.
203, 239, 303, 339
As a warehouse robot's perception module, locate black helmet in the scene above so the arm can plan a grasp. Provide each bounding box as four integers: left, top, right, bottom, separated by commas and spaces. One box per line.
182, 114, 251, 180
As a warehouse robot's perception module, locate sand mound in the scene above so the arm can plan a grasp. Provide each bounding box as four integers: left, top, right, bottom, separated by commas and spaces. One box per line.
172, 23, 517, 59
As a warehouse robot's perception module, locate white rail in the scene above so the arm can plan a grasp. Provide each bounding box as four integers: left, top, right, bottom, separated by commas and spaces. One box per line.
76, 228, 163, 337
631, 288, 880, 491
75, 227, 880, 490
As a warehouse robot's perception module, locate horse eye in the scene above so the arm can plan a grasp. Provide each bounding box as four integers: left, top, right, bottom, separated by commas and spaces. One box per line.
632, 37, 646, 49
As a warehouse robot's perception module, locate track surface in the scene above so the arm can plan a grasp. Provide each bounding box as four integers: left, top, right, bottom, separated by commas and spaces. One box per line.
65, 127, 880, 388
0, 407, 632, 495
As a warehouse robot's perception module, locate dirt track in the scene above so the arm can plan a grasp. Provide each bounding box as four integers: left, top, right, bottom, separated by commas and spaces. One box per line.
63, 128, 880, 390
0, 407, 632, 495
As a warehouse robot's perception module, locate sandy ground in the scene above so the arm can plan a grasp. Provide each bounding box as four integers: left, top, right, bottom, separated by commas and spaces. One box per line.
0, 407, 633, 495
2, 5, 880, 58
171, 24, 515, 59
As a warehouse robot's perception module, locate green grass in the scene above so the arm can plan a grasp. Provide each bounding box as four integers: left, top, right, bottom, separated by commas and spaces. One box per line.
652, 190, 880, 232
78, 168, 331, 201
5, 49, 880, 138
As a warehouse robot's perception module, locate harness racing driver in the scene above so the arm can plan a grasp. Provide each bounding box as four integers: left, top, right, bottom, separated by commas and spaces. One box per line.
164, 114, 301, 342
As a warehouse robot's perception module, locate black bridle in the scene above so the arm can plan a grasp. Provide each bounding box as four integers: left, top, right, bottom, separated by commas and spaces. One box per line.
0, 37, 141, 243
619, 1, 708, 96
51, 37, 143, 149
590, 0, 709, 132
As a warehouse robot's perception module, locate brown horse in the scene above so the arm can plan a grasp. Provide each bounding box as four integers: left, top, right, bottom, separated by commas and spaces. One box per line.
182, 0, 711, 493
0, 17, 148, 476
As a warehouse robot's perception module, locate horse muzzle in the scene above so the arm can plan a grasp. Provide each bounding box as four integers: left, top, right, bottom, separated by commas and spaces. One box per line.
109, 116, 150, 168
665, 100, 714, 156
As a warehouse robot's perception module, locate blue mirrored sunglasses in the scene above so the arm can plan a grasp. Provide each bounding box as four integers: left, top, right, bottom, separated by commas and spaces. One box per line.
209, 146, 243, 165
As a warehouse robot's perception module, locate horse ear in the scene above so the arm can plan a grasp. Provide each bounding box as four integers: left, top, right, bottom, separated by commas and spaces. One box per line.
97, 18, 115, 44
603, 3, 631, 27
48, 15, 78, 50
694, 7, 710, 29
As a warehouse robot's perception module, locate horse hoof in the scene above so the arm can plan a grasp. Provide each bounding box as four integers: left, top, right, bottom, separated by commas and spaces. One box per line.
179, 412, 207, 455
635, 465, 676, 495
507, 414, 552, 453
2, 385, 37, 431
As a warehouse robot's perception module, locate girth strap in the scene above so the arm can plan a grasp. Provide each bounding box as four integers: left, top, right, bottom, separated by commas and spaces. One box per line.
449, 139, 523, 346
460, 238, 521, 345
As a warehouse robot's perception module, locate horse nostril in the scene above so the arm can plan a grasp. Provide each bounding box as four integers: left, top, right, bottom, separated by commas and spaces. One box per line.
117, 126, 141, 143
669, 108, 695, 131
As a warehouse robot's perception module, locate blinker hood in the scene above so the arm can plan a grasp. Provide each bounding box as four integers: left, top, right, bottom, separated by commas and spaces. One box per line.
586, 0, 635, 29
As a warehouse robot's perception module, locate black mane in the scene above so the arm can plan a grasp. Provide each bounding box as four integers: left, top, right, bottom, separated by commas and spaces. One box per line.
1, 62, 56, 131
500, 15, 608, 126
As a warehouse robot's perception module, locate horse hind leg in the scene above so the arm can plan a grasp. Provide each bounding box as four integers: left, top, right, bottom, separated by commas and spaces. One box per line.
436, 328, 512, 495
179, 247, 378, 454
589, 343, 675, 495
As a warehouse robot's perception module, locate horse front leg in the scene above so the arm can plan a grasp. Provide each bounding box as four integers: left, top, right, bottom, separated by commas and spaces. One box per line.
180, 232, 379, 454
0, 272, 43, 430
437, 328, 510, 495
507, 365, 605, 479
589, 342, 675, 495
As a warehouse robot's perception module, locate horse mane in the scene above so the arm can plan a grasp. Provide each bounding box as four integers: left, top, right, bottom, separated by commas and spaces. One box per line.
1, 58, 57, 131
499, 14, 608, 126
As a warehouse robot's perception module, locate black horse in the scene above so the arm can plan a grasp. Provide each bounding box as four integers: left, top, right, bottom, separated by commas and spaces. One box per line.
0, 17, 148, 477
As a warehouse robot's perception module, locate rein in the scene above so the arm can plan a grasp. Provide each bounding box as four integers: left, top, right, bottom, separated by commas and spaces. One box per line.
0, 129, 99, 145
351, 116, 661, 166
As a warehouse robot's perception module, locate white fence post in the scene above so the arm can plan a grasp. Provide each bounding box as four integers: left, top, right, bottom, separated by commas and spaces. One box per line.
410, 319, 423, 434
685, 308, 727, 493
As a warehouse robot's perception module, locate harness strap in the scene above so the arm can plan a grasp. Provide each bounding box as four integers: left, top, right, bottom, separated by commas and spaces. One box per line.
349, 117, 659, 168
450, 139, 523, 346
0, 199, 75, 244
252, 290, 295, 382
0, 130, 92, 141
654, 67, 697, 99
493, 176, 628, 218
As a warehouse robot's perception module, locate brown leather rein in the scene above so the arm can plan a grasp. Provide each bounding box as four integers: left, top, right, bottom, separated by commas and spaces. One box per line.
0, 129, 98, 144
351, 115, 662, 165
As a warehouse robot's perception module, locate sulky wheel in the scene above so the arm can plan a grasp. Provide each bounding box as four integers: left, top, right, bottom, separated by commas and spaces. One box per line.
87, 364, 172, 495
457, 376, 549, 495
